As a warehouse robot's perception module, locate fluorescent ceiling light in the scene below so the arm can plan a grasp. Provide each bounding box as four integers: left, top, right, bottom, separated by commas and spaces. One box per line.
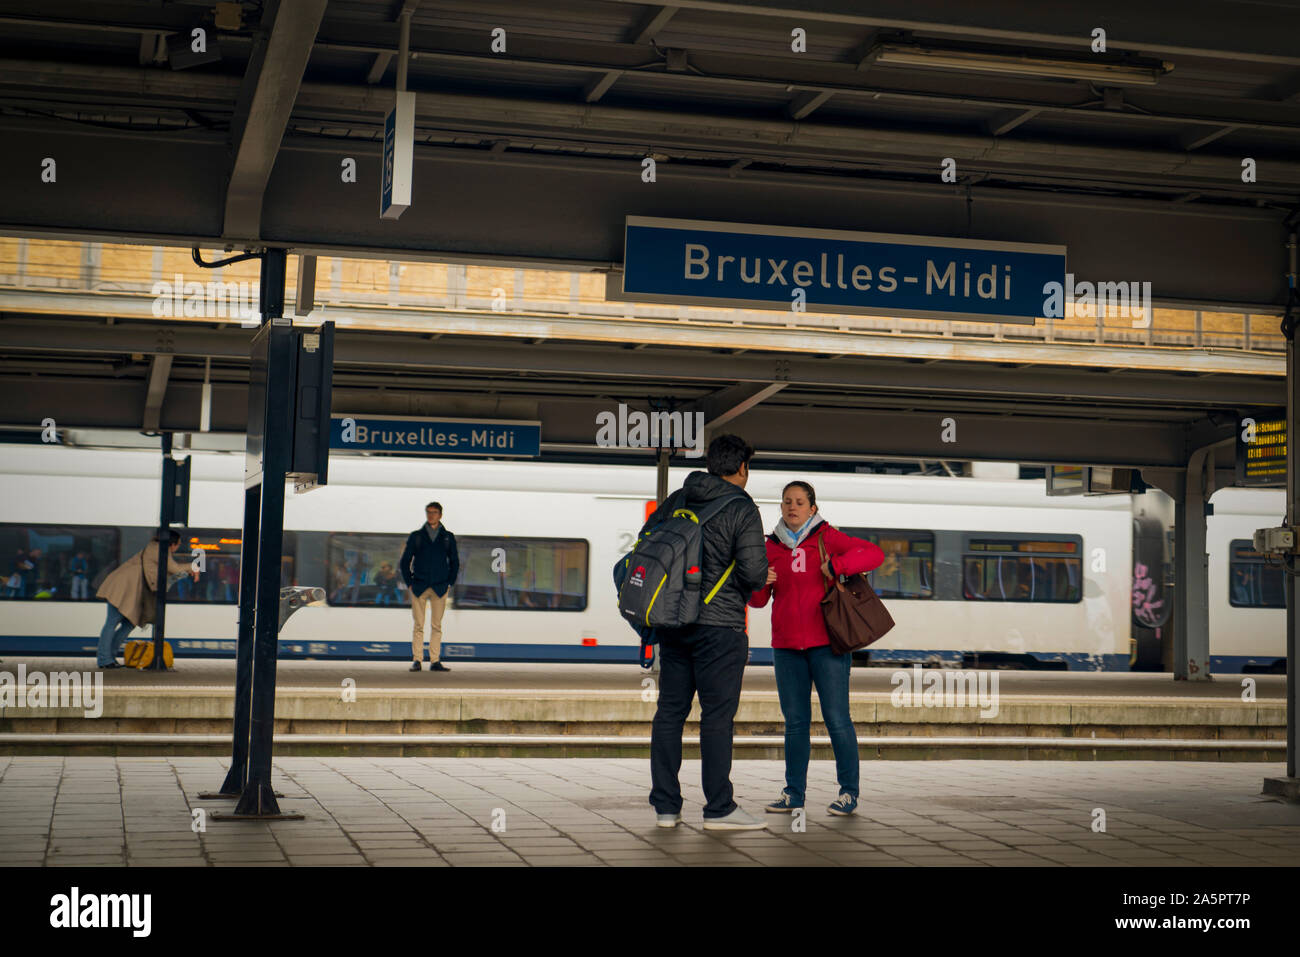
872, 43, 1172, 85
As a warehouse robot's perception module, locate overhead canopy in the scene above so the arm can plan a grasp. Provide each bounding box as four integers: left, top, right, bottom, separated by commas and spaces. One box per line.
0, 0, 1291, 472
0, 0, 1296, 311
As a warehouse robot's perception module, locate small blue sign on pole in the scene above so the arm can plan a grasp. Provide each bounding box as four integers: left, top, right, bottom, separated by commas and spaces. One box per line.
607, 216, 1066, 324
380, 92, 414, 220
330, 415, 541, 457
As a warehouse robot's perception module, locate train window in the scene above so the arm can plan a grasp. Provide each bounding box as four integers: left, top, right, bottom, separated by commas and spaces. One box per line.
165, 529, 297, 605
962, 535, 1082, 603
325, 533, 410, 607
1229, 540, 1286, 608
840, 528, 934, 599
0, 524, 119, 602
453, 537, 588, 611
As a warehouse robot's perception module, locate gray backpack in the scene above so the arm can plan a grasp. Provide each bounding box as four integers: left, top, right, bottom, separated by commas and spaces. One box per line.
615, 492, 744, 631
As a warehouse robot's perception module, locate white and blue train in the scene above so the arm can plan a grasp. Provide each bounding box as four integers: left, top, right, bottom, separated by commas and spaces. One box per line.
0, 444, 1286, 672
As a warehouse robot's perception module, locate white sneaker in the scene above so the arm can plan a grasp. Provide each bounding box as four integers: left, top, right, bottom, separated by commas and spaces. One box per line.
656, 813, 682, 828
702, 807, 768, 830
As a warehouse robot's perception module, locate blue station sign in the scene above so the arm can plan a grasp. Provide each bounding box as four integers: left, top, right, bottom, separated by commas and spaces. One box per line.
330, 415, 541, 457
608, 216, 1066, 324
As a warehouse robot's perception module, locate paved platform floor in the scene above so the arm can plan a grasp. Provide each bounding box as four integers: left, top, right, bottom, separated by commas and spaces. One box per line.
5, 657, 1286, 700
1, 757, 1297, 867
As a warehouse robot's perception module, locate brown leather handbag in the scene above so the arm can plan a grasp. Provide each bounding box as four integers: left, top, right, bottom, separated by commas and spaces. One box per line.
817, 531, 895, 654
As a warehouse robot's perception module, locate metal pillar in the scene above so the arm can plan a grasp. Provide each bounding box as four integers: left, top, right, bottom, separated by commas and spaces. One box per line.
1289, 319, 1299, 781
150, 431, 174, 670
235, 329, 291, 816
1264, 246, 1300, 798
210, 485, 259, 797
210, 249, 299, 819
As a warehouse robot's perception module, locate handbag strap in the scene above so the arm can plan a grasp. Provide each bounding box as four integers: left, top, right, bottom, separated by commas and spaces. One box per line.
815, 528, 844, 593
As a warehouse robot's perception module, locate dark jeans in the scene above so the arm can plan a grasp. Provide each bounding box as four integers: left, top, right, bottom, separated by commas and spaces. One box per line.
773, 644, 859, 802
649, 624, 749, 819
97, 604, 135, 667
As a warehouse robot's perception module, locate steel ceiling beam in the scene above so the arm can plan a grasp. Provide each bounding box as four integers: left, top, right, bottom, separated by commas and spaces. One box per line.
141, 353, 172, 431
8, 42, 1300, 142
0, 134, 1288, 310
224, 0, 329, 241
0, 59, 1290, 195
692, 381, 789, 429
365, 0, 420, 84
630, 6, 681, 45
590, 0, 1300, 67
987, 108, 1041, 137
1180, 125, 1240, 150
3, 288, 1280, 374
5, 0, 1297, 67
0, 371, 1230, 469
584, 1, 679, 103
0, 319, 1280, 408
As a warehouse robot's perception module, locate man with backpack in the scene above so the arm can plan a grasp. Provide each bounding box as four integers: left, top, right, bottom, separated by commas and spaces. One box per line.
630, 434, 769, 830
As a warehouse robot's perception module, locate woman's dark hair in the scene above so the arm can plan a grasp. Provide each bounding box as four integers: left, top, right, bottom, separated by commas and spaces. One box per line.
782, 480, 817, 513
158, 529, 180, 545
706, 434, 754, 476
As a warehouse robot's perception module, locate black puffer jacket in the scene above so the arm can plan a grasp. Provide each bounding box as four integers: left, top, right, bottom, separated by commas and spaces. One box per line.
639, 471, 767, 631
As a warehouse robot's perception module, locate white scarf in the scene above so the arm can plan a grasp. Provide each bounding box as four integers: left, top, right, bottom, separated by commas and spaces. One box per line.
774, 512, 824, 550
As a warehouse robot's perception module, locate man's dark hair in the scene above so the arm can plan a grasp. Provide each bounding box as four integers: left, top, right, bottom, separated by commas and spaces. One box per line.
159, 530, 180, 545
426, 502, 442, 512
706, 434, 754, 477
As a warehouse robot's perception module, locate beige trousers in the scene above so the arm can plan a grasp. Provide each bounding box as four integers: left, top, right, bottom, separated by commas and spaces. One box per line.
410, 587, 448, 663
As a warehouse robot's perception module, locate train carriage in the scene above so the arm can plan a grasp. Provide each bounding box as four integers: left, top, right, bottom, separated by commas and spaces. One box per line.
0, 444, 1285, 671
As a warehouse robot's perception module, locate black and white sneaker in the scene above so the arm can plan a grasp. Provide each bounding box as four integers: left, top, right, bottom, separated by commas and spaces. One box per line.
409, 661, 422, 671
430, 662, 451, 672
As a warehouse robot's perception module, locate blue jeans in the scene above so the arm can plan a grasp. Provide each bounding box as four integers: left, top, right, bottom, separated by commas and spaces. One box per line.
773, 644, 859, 803
97, 604, 135, 667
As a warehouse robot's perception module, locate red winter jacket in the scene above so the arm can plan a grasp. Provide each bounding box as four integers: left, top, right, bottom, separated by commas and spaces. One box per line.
749, 522, 885, 650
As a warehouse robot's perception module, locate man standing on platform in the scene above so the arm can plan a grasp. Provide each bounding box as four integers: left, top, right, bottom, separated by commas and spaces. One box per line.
400, 502, 459, 672
644, 434, 769, 830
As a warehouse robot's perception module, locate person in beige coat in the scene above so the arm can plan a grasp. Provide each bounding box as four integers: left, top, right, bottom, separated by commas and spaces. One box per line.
95, 530, 197, 668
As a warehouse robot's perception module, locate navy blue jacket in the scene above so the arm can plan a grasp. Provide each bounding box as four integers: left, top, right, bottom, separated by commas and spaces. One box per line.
399, 525, 460, 598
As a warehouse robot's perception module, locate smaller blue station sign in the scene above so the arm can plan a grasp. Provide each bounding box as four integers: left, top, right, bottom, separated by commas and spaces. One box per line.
330, 415, 541, 457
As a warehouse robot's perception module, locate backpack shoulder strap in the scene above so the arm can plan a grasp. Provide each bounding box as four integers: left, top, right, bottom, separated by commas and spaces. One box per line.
684, 491, 746, 527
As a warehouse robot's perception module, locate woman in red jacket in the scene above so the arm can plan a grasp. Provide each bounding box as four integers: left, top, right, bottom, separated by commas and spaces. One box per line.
749, 480, 884, 816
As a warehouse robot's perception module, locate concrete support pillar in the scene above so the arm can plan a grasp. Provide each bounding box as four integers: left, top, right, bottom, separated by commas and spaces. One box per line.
1171, 490, 1210, 681
1172, 440, 1229, 680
